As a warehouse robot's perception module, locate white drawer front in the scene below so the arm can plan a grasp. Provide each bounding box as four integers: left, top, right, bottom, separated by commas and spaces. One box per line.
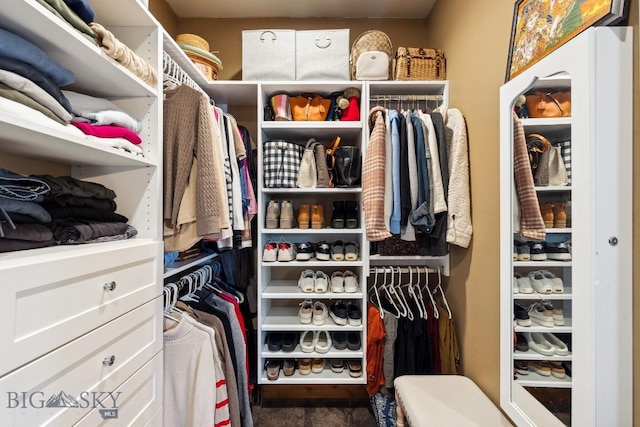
74, 353, 163, 427
0, 298, 162, 426
0, 240, 162, 376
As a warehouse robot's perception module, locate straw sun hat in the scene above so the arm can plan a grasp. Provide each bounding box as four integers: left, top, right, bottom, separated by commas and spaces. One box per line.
176, 33, 223, 80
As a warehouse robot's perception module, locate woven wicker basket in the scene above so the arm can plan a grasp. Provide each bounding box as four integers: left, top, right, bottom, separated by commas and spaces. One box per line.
394, 47, 446, 81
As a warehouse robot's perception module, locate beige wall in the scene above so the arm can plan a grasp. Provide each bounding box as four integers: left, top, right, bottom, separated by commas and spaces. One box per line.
153, 0, 639, 422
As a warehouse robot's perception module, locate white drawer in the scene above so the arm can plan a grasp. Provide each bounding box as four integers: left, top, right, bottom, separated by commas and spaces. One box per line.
74, 353, 163, 427
0, 298, 163, 426
0, 239, 162, 376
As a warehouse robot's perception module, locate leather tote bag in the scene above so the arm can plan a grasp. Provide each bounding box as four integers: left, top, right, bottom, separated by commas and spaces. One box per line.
525, 90, 571, 118
334, 146, 361, 187
290, 94, 331, 121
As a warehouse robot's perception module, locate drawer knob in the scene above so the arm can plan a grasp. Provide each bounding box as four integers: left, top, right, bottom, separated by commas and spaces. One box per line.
103, 355, 116, 366
103, 281, 117, 291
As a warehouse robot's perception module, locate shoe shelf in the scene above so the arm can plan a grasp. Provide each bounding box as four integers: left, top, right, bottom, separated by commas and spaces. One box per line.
513, 261, 572, 268
262, 307, 364, 332
516, 371, 572, 389
263, 188, 362, 195
513, 350, 572, 362
263, 281, 363, 299
513, 319, 572, 333
261, 260, 363, 268
513, 288, 573, 300
263, 227, 364, 234
260, 369, 364, 385
534, 186, 572, 193
260, 345, 364, 359
544, 228, 572, 233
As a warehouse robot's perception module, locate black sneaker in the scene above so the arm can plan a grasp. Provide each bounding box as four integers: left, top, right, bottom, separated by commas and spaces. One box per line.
514, 303, 532, 327
545, 242, 572, 261
315, 241, 331, 261
295, 242, 315, 261
515, 333, 528, 352
346, 332, 361, 350
528, 242, 547, 261
329, 300, 348, 325
331, 331, 348, 350
346, 302, 362, 326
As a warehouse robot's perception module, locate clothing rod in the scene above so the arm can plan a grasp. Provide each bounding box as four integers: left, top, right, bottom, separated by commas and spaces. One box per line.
369, 95, 443, 102
162, 50, 207, 97
370, 266, 440, 274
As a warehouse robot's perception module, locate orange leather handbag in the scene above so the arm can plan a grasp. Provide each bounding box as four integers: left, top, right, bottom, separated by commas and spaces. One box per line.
290, 94, 331, 121
525, 91, 571, 118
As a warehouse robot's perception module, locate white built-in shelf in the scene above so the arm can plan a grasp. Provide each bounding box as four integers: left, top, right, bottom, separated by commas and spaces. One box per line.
261, 259, 363, 268
513, 287, 573, 300
0, 0, 156, 98
544, 228, 572, 233
263, 188, 362, 194
164, 253, 219, 279
263, 281, 363, 299
263, 227, 363, 235
263, 307, 364, 332
261, 121, 363, 140
260, 369, 365, 385
516, 371, 572, 389
513, 261, 572, 268
368, 80, 449, 96
513, 350, 572, 361
261, 344, 363, 359
534, 185, 572, 192
0, 107, 156, 167
514, 318, 572, 333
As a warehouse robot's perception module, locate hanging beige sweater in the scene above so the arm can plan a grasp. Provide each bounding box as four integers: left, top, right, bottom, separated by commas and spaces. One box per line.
163, 85, 221, 237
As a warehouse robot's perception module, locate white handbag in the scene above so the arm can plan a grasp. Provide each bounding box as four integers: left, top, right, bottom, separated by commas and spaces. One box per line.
295, 29, 350, 81
297, 139, 319, 188
548, 146, 569, 186
355, 51, 390, 80
242, 29, 296, 80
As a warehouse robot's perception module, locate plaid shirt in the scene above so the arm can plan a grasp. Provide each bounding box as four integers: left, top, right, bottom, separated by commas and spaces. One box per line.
363, 107, 392, 241
513, 112, 546, 240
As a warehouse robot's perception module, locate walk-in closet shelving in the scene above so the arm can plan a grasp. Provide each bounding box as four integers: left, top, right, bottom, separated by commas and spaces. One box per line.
499, 27, 632, 427
0, 1, 163, 425
256, 81, 368, 384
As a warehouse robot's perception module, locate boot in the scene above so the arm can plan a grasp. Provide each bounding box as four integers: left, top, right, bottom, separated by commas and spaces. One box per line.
311, 204, 324, 229
265, 200, 280, 229
330, 201, 345, 229
344, 200, 359, 229
540, 203, 554, 228
298, 203, 310, 229
280, 200, 294, 228
553, 202, 567, 228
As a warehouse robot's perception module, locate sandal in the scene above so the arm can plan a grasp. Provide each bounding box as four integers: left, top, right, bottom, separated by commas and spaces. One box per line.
283, 359, 296, 376
298, 358, 312, 375
265, 359, 281, 380
347, 359, 362, 377
344, 241, 359, 261
312, 358, 325, 373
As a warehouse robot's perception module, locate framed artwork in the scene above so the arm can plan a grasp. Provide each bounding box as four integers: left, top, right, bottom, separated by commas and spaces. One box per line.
505, 0, 630, 81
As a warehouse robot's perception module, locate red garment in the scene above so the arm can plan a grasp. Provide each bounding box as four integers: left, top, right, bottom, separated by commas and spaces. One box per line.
366, 303, 386, 395
71, 121, 142, 144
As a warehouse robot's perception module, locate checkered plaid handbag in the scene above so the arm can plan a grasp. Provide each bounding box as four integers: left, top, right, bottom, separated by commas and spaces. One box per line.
263, 140, 304, 188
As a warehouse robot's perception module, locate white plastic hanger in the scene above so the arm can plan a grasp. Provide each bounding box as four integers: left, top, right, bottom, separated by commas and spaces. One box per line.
388, 267, 409, 318
368, 267, 384, 319
380, 267, 401, 318
434, 268, 452, 319
408, 266, 427, 319
163, 283, 181, 323
422, 267, 439, 319
395, 267, 413, 320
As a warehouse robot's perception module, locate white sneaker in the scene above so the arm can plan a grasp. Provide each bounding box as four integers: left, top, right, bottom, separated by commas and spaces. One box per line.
542, 332, 569, 355
528, 271, 552, 294
528, 302, 554, 327
343, 270, 359, 293
314, 271, 329, 293
314, 330, 332, 353
277, 241, 297, 262
300, 330, 316, 353
330, 271, 344, 293
312, 301, 329, 325
298, 299, 313, 324
540, 270, 564, 293
524, 332, 555, 356
298, 270, 315, 293
513, 275, 519, 294
262, 241, 278, 262
516, 275, 534, 294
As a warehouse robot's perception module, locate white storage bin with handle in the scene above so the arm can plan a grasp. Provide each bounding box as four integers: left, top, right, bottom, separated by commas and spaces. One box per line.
242, 29, 296, 80
295, 29, 350, 80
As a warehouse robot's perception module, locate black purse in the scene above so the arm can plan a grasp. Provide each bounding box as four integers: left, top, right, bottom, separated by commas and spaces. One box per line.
333, 146, 361, 187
